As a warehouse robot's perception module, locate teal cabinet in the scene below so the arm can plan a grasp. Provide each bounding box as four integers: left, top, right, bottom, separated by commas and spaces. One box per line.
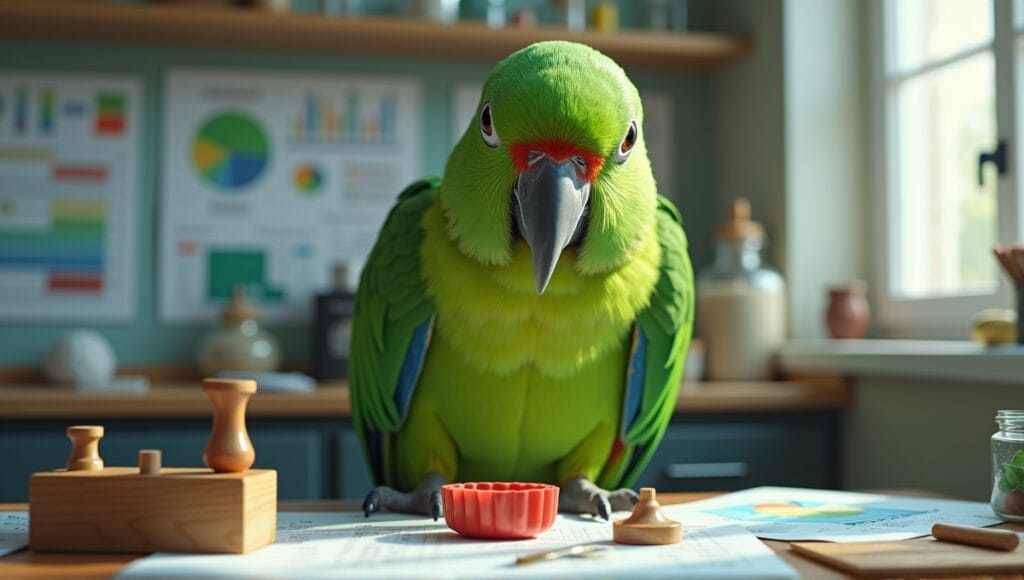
336, 429, 375, 499
636, 413, 837, 491
0, 411, 839, 502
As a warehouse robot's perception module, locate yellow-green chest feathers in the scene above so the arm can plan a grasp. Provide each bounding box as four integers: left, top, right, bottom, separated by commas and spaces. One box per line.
420, 199, 661, 379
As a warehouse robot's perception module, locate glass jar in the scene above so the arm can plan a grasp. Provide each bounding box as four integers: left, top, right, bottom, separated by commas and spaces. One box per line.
696, 198, 786, 381
991, 410, 1024, 521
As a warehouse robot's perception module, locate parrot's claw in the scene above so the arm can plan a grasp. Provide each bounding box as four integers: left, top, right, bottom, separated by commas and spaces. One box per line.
362, 489, 381, 518
594, 494, 612, 521
361, 472, 448, 519
559, 477, 639, 520
431, 490, 443, 521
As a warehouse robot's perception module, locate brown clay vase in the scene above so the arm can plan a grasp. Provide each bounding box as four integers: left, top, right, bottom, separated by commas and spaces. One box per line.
826, 281, 870, 339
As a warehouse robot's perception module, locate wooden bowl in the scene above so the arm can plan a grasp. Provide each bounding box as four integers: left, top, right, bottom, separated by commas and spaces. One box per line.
441, 482, 559, 540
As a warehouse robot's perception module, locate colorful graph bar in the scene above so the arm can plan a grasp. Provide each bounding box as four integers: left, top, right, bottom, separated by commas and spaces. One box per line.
52, 163, 109, 182
95, 92, 126, 135
0, 199, 105, 293
0, 146, 54, 162
14, 87, 27, 136
40, 88, 55, 135
290, 92, 396, 145
49, 273, 103, 291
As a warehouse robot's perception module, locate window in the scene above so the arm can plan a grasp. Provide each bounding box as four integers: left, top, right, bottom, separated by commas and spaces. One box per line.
875, 0, 1019, 334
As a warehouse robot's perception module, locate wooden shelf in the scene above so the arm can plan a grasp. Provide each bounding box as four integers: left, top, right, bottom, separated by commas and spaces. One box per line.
0, 376, 848, 419
0, 0, 751, 71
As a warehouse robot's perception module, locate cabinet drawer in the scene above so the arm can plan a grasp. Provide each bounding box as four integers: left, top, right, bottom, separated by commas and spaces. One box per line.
635, 422, 832, 492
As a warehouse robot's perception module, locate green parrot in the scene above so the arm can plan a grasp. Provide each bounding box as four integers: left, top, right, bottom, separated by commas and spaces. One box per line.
351, 40, 693, 520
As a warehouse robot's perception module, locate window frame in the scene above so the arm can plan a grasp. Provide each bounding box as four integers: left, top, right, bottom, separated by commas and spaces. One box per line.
871, 0, 1019, 337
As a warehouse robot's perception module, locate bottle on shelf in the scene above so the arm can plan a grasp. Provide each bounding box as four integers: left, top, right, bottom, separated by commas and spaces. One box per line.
696, 198, 786, 381
198, 285, 281, 376
312, 263, 356, 381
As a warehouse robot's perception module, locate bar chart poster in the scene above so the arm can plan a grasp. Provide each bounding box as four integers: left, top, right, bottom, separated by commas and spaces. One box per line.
160, 69, 422, 323
0, 72, 140, 321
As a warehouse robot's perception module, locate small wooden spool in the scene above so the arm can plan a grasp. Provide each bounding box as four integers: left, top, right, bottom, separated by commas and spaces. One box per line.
613, 487, 683, 545
138, 449, 162, 475
66, 425, 104, 471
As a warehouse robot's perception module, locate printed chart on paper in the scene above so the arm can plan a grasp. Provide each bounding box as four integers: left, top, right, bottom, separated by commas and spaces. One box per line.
160, 69, 421, 323
0, 73, 140, 320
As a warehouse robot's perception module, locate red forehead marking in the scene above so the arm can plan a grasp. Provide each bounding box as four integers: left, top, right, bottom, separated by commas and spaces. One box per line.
510, 140, 605, 182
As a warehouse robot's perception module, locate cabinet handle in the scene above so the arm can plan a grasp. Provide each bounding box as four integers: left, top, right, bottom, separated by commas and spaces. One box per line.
663, 462, 748, 479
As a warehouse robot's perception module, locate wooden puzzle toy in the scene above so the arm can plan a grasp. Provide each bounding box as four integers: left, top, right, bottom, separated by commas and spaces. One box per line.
29, 378, 276, 554
612, 487, 682, 545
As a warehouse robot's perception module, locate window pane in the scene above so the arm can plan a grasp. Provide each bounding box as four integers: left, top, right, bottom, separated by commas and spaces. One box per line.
892, 52, 997, 299
892, 0, 992, 73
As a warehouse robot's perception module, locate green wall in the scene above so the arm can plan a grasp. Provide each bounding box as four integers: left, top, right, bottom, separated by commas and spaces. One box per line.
0, 37, 714, 367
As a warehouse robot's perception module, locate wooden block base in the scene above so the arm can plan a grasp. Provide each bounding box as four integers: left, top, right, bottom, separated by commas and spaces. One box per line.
30, 467, 276, 554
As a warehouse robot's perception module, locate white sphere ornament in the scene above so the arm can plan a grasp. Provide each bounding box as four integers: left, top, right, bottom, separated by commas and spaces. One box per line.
43, 330, 117, 386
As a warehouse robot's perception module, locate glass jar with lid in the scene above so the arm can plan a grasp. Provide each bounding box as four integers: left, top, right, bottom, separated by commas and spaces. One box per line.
696, 198, 786, 381
992, 409, 1024, 521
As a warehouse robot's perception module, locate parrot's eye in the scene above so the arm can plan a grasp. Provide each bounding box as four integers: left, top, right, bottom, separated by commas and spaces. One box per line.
615, 120, 638, 164
480, 101, 499, 148
571, 155, 588, 175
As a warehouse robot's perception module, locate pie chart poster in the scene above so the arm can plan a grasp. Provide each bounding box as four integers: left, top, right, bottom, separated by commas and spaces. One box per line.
159, 69, 422, 324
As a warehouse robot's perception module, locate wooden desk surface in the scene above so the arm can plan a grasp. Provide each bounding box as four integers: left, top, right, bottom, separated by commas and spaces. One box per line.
0, 493, 847, 579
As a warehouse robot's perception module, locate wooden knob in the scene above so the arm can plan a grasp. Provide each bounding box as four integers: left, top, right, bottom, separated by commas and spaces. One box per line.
613, 487, 683, 545
66, 425, 104, 471
203, 378, 257, 473
138, 449, 162, 475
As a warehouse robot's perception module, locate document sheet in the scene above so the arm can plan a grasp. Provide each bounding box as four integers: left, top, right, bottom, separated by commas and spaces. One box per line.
119, 511, 797, 579
0, 512, 28, 557
675, 486, 1003, 542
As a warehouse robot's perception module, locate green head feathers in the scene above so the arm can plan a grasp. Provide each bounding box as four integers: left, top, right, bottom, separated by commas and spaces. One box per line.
440, 41, 658, 288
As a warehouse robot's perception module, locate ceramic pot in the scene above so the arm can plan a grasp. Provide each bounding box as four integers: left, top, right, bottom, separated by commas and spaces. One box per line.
826, 282, 870, 339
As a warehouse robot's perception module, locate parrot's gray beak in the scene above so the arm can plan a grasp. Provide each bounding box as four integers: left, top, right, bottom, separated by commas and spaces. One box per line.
512, 157, 590, 295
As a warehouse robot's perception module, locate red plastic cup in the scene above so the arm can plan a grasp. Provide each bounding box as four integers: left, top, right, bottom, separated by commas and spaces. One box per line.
441, 482, 559, 539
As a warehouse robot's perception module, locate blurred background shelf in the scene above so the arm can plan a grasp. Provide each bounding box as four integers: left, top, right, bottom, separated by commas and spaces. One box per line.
0, 375, 848, 418
0, 0, 751, 71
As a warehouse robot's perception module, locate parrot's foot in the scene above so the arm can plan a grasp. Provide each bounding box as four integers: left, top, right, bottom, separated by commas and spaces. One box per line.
558, 477, 639, 521
362, 471, 447, 520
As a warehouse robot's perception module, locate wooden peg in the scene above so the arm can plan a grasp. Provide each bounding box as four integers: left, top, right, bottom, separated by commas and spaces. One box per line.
138, 449, 162, 475
932, 522, 1020, 551
613, 487, 683, 545
65, 425, 104, 471
203, 378, 257, 473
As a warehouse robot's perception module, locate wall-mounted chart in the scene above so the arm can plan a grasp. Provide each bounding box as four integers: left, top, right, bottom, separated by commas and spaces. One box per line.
192, 112, 269, 191
292, 163, 323, 196
160, 69, 421, 324
0, 73, 140, 321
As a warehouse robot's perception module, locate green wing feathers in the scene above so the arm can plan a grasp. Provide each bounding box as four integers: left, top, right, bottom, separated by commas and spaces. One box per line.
619, 196, 695, 486
349, 178, 439, 484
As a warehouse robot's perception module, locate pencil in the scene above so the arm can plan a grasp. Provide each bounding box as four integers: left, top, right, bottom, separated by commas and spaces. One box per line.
931, 522, 1020, 551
